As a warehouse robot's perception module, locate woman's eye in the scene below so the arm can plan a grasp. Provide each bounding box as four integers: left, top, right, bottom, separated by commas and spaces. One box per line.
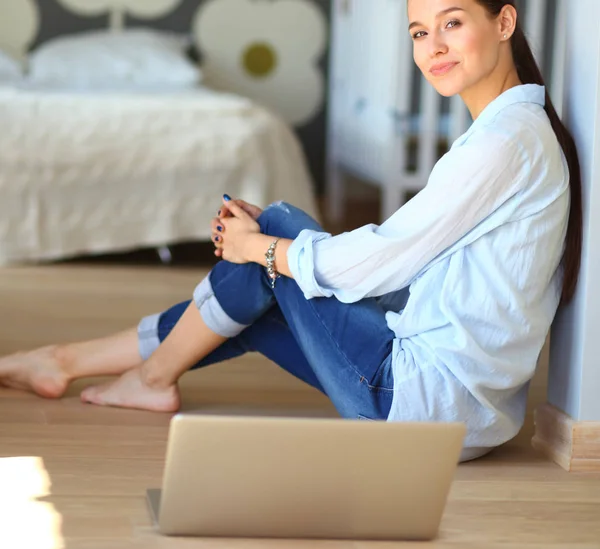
446, 19, 461, 29
412, 30, 426, 39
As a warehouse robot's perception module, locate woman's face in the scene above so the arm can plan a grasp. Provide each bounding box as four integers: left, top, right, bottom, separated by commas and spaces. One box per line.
408, 0, 504, 97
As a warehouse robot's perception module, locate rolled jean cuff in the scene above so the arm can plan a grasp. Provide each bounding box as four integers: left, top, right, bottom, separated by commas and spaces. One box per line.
137, 312, 161, 361
193, 275, 249, 338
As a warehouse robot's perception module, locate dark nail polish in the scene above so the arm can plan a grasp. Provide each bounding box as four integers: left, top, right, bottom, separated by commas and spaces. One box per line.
217, 226, 222, 232
214, 236, 220, 242
223, 194, 231, 201
218, 210, 222, 216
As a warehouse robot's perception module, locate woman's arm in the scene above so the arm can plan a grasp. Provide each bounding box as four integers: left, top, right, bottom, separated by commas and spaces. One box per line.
243, 233, 294, 279
286, 134, 530, 303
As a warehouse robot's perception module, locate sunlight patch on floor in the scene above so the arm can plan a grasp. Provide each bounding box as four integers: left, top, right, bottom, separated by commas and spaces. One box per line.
0, 456, 64, 549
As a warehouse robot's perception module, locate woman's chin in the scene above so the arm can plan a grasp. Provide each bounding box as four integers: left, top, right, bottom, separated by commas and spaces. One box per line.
423, 73, 464, 97
430, 80, 463, 98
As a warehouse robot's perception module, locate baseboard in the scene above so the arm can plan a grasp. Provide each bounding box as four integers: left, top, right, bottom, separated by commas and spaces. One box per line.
532, 403, 600, 472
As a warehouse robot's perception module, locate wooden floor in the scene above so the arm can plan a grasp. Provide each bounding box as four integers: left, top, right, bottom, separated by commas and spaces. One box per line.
1, 264, 600, 549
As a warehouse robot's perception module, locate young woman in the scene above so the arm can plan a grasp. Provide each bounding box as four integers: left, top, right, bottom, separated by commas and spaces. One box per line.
0, 0, 582, 461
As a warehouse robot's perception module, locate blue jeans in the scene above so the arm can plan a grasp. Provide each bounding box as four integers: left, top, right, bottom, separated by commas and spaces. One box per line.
138, 202, 395, 421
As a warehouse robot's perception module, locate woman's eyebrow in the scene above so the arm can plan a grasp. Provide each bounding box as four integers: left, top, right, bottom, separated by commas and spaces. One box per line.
409, 7, 465, 30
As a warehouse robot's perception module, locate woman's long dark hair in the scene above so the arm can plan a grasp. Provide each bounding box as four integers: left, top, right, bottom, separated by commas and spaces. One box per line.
476, 0, 582, 304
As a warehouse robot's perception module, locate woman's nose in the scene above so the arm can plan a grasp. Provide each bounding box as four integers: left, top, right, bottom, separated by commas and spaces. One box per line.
429, 33, 449, 57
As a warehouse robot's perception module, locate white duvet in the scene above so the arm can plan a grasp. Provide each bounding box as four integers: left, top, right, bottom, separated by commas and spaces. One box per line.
0, 86, 320, 265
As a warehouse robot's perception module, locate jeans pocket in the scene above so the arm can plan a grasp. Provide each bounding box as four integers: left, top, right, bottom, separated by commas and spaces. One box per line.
360, 351, 395, 392
357, 414, 376, 421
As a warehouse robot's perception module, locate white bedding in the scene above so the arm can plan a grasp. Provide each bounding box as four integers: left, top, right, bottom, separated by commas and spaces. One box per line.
0, 86, 320, 265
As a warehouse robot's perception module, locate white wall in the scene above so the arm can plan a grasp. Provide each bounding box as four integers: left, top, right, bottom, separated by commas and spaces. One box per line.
548, 0, 600, 421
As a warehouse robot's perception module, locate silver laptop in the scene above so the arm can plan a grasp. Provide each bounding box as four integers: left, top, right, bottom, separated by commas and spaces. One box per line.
147, 407, 466, 541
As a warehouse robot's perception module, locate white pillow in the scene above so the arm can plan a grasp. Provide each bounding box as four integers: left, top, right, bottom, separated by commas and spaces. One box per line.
27, 28, 202, 91
0, 49, 23, 85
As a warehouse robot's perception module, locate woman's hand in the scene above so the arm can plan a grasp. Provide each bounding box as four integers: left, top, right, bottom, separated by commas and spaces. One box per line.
220, 198, 263, 221
211, 197, 261, 263
212, 198, 263, 259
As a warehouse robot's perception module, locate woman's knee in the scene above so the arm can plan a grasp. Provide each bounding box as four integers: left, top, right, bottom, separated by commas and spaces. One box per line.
258, 201, 323, 239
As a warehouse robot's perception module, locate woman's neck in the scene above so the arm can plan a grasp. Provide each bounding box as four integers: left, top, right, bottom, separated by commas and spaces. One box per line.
461, 68, 523, 120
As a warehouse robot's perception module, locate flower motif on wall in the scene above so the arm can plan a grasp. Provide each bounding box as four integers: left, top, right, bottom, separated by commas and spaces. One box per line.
56, 0, 183, 31
0, 0, 40, 62
193, 0, 327, 126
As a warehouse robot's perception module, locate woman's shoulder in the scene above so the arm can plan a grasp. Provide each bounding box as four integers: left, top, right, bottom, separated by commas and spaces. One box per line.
447, 101, 559, 172
440, 122, 527, 174
480, 101, 557, 156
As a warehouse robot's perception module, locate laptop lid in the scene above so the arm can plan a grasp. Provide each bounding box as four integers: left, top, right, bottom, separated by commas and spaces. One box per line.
152, 410, 466, 541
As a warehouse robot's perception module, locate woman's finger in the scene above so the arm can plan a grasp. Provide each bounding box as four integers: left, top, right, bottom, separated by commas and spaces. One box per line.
222, 197, 249, 220
212, 233, 223, 247
218, 206, 231, 218
236, 200, 263, 220
210, 219, 225, 237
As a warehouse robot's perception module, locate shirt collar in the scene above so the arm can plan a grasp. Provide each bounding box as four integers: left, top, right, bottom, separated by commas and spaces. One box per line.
454, 84, 546, 146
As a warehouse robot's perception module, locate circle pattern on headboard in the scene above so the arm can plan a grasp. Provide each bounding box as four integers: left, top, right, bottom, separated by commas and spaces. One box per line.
0, 0, 40, 62
243, 42, 278, 79
56, 0, 183, 30
193, 0, 327, 127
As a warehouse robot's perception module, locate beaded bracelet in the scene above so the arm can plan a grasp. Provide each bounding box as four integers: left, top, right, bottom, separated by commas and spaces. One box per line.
265, 238, 281, 289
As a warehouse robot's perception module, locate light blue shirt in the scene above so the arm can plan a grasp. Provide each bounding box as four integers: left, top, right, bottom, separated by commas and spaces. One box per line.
287, 84, 570, 460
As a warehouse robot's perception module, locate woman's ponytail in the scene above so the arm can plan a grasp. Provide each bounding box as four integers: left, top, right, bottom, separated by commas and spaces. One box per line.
477, 1, 583, 303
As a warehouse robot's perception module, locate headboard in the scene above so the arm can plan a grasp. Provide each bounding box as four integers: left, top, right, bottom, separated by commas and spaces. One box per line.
0, 0, 331, 193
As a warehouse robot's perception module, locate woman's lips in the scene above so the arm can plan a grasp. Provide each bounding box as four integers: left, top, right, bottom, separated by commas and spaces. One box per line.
430, 62, 458, 76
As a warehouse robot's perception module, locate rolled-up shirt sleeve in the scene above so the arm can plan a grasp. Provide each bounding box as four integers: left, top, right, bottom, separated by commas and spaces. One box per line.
287, 132, 529, 302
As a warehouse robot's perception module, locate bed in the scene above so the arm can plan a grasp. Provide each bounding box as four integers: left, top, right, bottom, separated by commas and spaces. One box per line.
0, 25, 320, 266
0, 84, 319, 265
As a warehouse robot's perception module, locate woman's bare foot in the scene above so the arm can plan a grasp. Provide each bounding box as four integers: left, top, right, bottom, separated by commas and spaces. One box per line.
80, 367, 181, 413
0, 345, 72, 399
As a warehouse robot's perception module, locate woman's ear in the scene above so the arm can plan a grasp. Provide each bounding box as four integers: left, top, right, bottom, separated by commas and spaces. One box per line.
498, 4, 518, 40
